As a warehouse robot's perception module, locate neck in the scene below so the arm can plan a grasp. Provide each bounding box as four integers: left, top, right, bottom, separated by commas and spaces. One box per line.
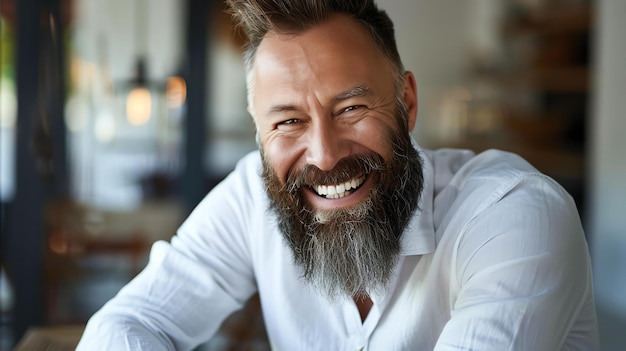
353, 294, 374, 322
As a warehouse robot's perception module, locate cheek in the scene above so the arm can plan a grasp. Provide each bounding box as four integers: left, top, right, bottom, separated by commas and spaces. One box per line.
262, 137, 301, 184
352, 118, 397, 161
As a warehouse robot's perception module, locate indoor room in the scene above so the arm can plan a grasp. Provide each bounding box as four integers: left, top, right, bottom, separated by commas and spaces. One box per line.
1, 0, 624, 349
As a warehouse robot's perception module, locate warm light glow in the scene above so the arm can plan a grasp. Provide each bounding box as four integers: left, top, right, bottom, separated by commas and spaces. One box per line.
126, 87, 152, 126
166, 76, 187, 108
49, 230, 70, 255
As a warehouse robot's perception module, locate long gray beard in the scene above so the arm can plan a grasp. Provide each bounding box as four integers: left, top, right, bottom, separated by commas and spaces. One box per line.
300, 195, 401, 300
262, 111, 423, 301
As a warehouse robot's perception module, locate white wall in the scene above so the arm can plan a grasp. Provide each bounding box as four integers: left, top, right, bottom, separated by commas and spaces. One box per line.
74, 0, 183, 81
378, 0, 503, 145
589, 0, 626, 315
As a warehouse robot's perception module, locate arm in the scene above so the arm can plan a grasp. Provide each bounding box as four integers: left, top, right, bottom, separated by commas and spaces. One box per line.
77, 156, 260, 350
435, 175, 598, 351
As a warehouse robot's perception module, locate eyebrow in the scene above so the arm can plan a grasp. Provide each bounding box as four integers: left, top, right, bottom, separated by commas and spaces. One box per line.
265, 84, 372, 117
335, 85, 372, 102
266, 104, 300, 116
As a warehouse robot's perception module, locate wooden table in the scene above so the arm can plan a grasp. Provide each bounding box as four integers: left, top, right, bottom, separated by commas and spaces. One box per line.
14, 325, 84, 351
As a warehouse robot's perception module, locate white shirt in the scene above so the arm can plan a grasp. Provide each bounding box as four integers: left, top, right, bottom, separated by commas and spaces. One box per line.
77, 147, 599, 350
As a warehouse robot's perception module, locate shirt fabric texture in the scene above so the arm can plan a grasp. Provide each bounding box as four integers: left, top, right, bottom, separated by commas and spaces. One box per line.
77, 147, 599, 350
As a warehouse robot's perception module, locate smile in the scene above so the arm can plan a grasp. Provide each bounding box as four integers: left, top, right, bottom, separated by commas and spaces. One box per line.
313, 175, 366, 199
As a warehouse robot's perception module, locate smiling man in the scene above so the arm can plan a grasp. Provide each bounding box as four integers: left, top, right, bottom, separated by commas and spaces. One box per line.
78, 1, 598, 350
255, 12, 423, 309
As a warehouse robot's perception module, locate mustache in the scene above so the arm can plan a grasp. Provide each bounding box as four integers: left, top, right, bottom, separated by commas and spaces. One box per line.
284, 153, 387, 193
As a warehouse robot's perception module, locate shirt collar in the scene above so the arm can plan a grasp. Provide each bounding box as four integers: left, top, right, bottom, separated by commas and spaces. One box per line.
399, 140, 436, 256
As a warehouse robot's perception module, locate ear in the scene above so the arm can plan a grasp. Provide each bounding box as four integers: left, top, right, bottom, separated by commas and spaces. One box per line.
402, 71, 418, 131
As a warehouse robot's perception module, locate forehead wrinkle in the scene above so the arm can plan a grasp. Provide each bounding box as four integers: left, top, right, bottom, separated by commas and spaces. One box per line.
257, 43, 324, 118
252, 16, 398, 120
266, 104, 300, 117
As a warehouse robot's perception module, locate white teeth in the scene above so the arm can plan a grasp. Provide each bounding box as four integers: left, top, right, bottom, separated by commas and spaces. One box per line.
336, 184, 345, 194
313, 175, 365, 199
316, 185, 327, 195
327, 186, 337, 196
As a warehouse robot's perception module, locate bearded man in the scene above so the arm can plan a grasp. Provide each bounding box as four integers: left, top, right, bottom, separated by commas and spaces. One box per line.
78, 0, 598, 350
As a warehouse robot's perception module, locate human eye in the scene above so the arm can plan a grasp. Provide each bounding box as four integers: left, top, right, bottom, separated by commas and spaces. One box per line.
333, 105, 368, 121
279, 118, 300, 125
275, 118, 302, 130
341, 105, 363, 113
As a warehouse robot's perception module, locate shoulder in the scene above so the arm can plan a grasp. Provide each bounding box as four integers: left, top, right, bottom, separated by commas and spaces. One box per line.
429, 148, 582, 254
429, 148, 586, 277
431, 148, 543, 188
430, 148, 565, 218
427, 149, 590, 309
458, 148, 572, 214
180, 149, 266, 235
230, 149, 264, 184
210, 149, 265, 201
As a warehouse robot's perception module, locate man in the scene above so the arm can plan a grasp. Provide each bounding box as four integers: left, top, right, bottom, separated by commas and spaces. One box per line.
78, 0, 598, 349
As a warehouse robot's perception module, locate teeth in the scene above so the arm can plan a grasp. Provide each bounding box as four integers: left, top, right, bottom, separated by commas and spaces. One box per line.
336, 184, 345, 194
327, 186, 337, 196
313, 175, 365, 199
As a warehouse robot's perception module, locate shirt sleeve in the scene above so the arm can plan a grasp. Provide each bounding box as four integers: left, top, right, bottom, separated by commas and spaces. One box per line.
77, 156, 260, 351
434, 174, 598, 351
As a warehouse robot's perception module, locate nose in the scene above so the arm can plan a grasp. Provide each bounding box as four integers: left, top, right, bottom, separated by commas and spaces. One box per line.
305, 119, 349, 171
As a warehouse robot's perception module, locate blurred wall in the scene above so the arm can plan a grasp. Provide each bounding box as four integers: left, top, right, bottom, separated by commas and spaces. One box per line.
380, 0, 471, 143
589, 0, 626, 316
378, 0, 504, 146
73, 0, 183, 82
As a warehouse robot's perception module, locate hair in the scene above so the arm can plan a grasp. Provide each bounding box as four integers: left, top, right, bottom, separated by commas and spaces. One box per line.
225, 0, 406, 109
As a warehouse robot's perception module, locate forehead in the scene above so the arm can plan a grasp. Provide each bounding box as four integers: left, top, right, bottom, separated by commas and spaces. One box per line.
251, 14, 394, 108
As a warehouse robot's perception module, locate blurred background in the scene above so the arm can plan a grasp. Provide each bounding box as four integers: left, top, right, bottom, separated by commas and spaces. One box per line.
0, 0, 624, 350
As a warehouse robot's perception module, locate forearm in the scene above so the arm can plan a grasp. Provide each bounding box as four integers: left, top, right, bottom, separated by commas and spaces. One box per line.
77, 310, 174, 351
76, 240, 252, 350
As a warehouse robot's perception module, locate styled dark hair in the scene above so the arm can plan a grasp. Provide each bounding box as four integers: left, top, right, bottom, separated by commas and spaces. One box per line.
226, 0, 405, 80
